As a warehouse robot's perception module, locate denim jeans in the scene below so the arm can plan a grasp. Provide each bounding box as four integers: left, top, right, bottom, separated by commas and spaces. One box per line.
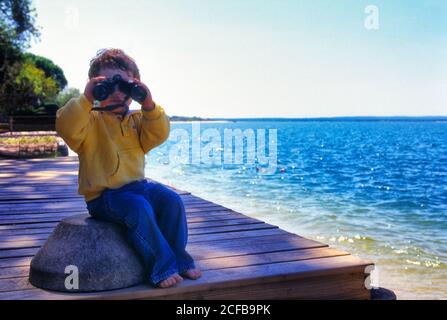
86, 179, 195, 285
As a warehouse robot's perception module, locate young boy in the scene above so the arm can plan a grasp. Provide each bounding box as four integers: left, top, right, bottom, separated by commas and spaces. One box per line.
55, 48, 201, 288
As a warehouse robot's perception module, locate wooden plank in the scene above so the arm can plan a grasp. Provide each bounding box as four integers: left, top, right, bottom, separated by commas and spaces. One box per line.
0, 222, 59, 231
0, 232, 326, 273
0, 246, 346, 280
0, 194, 80, 201
0, 256, 32, 269
0, 223, 280, 250
0, 217, 69, 226
0, 201, 226, 214
0, 210, 236, 225
0, 209, 237, 221
0, 266, 29, 280
0, 160, 77, 167
0, 277, 32, 293
0, 203, 87, 213
0, 178, 190, 191
0, 206, 235, 221
0, 240, 43, 250
0, 228, 294, 259
0, 247, 37, 259
0, 272, 370, 300
0, 212, 82, 221
148, 272, 370, 300
0, 186, 79, 192
0, 189, 190, 199
0, 215, 255, 237
190, 227, 290, 243
0, 219, 270, 244
0, 209, 238, 222
0, 202, 227, 217
0, 233, 326, 270
0, 181, 78, 188
0, 193, 208, 209
0, 211, 240, 227
0, 166, 78, 173
0, 217, 265, 240
0, 186, 77, 192
0, 246, 348, 286
0, 227, 55, 237
0, 197, 217, 211
0, 179, 189, 193
0, 229, 327, 258
0, 255, 372, 300
0, 189, 188, 200
0, 214, 254, 233
0, 179, 76, 186
0, 228, 313, 260
188, 234, 327, 260
10, 198, 220, 207
0, 210, 238, 226
0, 245, 353, 294
0, 165, 74, 170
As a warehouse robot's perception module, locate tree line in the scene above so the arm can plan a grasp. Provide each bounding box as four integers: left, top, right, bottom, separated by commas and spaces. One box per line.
0, 0, 79, 119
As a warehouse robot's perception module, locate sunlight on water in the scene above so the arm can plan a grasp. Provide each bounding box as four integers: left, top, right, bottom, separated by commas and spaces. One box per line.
146, 120, 447, 300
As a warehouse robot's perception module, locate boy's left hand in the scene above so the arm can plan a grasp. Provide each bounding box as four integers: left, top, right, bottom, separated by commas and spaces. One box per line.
133, 79, 155, 111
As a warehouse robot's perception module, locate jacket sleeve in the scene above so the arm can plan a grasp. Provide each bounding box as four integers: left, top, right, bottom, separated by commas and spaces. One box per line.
55, 94, 93, 154
139, 103, 170, 154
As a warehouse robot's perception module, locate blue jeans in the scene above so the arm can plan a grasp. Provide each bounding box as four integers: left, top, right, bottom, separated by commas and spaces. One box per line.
86, 179, 195, 285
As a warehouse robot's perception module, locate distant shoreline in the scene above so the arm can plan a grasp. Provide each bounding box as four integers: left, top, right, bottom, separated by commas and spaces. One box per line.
170, 120, 234, 124
170, 116, 447, 122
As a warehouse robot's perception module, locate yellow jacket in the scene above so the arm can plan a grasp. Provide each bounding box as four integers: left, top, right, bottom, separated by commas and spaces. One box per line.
55, 94, 170, 201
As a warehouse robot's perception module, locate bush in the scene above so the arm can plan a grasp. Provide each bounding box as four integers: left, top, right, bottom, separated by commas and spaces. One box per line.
0, 135, 57, 145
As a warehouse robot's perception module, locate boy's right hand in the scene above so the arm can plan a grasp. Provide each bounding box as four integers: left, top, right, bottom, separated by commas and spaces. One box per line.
84, 76, 107, 104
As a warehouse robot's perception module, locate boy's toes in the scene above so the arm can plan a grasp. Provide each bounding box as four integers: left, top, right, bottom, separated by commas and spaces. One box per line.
156, 269, 199, 287
157, 279, 170, 288
181, 268, 202, 280
173, 274, 184, 283
158, 278, 174, 288
157, 273, 182, 288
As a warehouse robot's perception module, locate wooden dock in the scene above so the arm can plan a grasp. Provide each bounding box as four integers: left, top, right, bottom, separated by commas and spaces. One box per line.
0, 157, 373, 299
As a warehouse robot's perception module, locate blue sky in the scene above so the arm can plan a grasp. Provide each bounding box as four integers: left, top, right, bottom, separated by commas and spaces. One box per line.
29, 0, 447, 118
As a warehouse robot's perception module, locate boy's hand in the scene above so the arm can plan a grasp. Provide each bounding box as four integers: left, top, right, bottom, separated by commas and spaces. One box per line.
133, 79, 155, 111
84, 76, 107, 104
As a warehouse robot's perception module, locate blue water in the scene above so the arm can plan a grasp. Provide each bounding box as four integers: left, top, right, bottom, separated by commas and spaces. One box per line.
145, 120, 447, 299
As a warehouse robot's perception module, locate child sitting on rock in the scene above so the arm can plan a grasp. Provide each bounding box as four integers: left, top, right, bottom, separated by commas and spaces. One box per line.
56, 48, 201, 288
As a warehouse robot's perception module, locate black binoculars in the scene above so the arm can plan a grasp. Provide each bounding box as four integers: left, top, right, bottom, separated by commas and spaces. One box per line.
92, 74, 147, 103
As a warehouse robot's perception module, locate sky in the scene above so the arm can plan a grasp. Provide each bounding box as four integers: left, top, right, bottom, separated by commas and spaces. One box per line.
29, 0, 447, 118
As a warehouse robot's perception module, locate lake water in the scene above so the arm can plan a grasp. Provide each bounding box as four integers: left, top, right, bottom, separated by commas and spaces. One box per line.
145, 120, 447, 300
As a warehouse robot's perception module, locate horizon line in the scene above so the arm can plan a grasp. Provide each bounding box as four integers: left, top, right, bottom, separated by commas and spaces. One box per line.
170, 115, 447, 121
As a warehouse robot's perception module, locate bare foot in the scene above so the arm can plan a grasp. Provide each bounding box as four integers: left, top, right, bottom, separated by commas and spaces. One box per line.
181, 268, 202, 280
157, 273, 183, 288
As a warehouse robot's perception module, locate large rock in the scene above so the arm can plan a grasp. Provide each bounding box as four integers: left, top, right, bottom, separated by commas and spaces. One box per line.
29, 214, 146, 292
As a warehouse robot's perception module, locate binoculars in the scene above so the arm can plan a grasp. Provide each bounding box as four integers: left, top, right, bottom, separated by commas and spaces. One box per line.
92, 74, 147, 103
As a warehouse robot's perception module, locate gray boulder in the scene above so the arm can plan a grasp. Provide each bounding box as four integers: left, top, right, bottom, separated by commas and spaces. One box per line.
29, 214, 146, 292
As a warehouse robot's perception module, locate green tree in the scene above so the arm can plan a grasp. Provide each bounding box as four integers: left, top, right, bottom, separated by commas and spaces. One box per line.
0, 0, 42, 115
0, 0, 40, 83
24, 53, 67, 90
54, 87, 80, 107
3, 60, 58, 114
0, 0, 40, 49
